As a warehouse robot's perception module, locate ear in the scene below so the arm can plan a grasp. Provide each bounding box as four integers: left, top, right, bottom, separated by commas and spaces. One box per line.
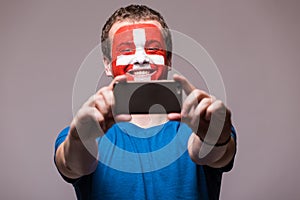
167, 55, 172, 71
103, 56, 113, 77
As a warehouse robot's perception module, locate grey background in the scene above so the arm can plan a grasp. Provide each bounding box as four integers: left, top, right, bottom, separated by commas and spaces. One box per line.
1, 0, 299, 199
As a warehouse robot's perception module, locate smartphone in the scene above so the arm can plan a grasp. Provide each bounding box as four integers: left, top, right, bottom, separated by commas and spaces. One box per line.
113, 80, 182, 114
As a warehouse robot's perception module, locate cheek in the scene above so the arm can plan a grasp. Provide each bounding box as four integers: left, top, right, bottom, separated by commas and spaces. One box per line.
111, 61, 133, 76
111, 35, 134, 76
111, 47, 122, 76
150, 64, 168, 80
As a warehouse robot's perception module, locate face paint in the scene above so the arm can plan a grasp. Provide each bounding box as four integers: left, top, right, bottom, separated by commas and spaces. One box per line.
111, 23, 168, 81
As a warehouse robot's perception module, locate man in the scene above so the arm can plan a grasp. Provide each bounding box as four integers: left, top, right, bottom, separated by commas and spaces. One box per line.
54, 4, 237, 200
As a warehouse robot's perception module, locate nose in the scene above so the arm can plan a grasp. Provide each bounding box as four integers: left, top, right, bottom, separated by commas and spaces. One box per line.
134, 57, 150, 65
133, 48, 150, 65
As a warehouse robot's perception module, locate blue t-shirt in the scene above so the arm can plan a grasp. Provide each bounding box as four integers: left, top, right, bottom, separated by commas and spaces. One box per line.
54, 121, 236, 200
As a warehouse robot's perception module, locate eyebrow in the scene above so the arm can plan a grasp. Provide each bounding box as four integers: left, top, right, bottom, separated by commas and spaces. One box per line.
116, 42, 134, 48
145, 40, 164, 46
115, 39, 164, 49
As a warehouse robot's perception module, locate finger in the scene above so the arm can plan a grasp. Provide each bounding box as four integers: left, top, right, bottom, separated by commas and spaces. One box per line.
173, 74, 196, 95
181, 90, 210, 117
94, 75, 127, 98
84, 94, 98, 107
114, 114, 132, 122
95, 99, 116, 132
181, 91, 198, 117
194, 97, 213, 119
94, 95, 109, 115
100, 89, 115, 108
205, 100, 226, 121
75, 106, 102, 125
167, 113, 182, 121
108, 74, 127, 89
84, 75, 127, 111
185, 99, 210, 131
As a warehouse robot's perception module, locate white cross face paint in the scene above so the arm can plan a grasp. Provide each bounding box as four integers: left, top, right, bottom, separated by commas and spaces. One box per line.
116, 29, 164, 81
111, 23, 168, 81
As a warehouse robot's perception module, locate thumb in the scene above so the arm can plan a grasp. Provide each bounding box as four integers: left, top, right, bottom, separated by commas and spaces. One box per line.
173, 74, 195, 95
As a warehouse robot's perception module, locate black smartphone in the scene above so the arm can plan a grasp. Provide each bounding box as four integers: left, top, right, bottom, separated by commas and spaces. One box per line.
113, 80, 182, 114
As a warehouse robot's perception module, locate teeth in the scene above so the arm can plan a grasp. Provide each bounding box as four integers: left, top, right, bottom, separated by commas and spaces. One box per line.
128, 69, 155, 76
134, 70, 150, 75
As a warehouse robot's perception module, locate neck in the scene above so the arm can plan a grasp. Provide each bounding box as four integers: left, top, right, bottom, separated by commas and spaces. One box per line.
130, 114, 169, 128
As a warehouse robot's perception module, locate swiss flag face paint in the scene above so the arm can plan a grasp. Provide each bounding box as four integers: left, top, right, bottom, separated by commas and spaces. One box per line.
111, 24, 168, 81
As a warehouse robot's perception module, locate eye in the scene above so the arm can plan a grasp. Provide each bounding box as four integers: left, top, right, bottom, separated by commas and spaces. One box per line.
117, 43, 135, 55
145, 47, 160, 51
119, 48, 134, 55
145, 46, 164, 54
145, 40, 165, 53
120, 48, 133, 53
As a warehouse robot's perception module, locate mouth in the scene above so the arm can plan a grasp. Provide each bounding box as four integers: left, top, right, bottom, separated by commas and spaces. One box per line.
127, 68, 156, 77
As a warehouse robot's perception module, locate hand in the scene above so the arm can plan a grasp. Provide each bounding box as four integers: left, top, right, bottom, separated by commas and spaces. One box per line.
168, 74, 232, 144
69, 75, 132, 141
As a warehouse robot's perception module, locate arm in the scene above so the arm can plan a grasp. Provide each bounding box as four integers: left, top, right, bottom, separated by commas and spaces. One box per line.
55, 120, 99, 179
169, 74, 236, 168
187, 130, 236, 168
55, 75, 131, 179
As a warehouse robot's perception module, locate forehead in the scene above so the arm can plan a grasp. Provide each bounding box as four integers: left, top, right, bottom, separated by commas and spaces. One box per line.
109, 20, 164, 41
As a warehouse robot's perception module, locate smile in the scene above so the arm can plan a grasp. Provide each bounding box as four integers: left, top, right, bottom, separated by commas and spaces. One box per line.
127, 68, 156, 76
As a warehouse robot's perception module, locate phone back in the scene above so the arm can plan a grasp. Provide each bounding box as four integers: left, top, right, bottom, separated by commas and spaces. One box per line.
113, 81, 182, 114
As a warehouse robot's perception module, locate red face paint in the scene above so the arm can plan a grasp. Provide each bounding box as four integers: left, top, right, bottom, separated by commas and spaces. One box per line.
111, 23, 168, 81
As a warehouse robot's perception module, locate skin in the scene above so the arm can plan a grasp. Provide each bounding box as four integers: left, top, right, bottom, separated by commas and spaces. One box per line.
55, 20, 236, 179
111, 23, 168, 81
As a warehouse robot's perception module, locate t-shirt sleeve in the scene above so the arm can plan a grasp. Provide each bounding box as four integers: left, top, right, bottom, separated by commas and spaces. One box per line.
54, 127, 80, 184
54, 127, 69, 153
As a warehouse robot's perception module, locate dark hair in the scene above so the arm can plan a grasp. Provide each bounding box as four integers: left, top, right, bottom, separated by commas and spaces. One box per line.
101, 4, 172, 65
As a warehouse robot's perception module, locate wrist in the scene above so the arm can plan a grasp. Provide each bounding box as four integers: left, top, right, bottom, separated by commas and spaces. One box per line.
199, 133, 231, 147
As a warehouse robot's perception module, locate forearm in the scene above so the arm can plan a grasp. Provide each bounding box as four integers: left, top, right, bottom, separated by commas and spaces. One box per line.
55, 129, 98, 179
188, 133, 235, 168
55, 76, 129, 179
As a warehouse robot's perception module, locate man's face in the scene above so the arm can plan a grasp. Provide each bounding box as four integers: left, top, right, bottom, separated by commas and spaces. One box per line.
109, 21, 169, 81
